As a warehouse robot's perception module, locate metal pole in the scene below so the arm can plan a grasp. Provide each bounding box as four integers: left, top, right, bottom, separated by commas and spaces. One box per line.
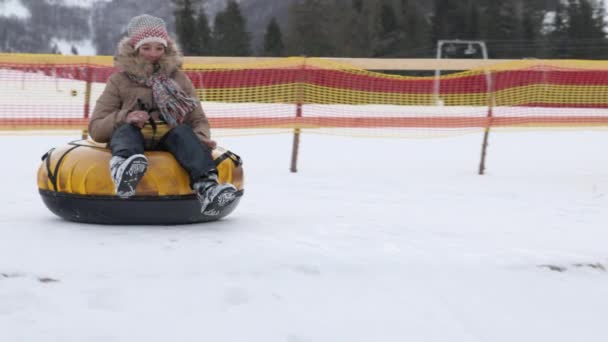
435, 40, 493, 174
433, 41, 444, 105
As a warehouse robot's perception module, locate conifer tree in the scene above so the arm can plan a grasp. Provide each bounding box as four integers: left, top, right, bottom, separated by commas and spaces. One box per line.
212, 0, 251, 56
397, 0, 431, 57
576, 0, 605, 39
195, 6, 212, 55
286, 0, 335, 56
565, 0, 607, 58
521, 4, 537, 42
483, 1, 519, 57
463, 0, 480, 40
380, 2, 398, 35
431, 0, 468, 44
591, 0, 608, 58
372, 1, 400, 56
263, 17, 285, 56
521, 1, 539, 57
173, 0, 198, 55
337, 0, 373, 57
549, 1, 569, 58
592, 0, 607, 38
50, 43, 60, 54
567, 0, 584, 39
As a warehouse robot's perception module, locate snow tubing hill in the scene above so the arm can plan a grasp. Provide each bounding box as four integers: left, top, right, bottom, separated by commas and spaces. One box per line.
38, 140, 244, 225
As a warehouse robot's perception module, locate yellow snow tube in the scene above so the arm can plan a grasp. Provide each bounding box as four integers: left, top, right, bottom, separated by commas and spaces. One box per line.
38, 140, 244, 224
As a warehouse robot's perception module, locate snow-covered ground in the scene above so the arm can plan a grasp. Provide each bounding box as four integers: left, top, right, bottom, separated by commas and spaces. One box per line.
1, 129, 607, 341
51, 38, 97, 56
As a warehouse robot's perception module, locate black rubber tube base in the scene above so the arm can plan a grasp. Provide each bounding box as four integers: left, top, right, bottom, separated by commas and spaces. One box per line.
40, 189, 243, 225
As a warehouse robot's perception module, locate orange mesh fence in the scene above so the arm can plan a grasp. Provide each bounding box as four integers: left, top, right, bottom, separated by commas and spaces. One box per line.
2, 54, 608, 137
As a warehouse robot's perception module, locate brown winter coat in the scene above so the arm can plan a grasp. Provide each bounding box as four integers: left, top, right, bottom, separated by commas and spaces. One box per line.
88, 37, 210, 144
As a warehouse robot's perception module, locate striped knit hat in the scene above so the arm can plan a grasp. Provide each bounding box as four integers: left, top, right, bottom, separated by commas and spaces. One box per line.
127, 14, 170, 50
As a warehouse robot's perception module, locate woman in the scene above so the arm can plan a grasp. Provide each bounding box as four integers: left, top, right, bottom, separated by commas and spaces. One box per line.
88, 14, 237, 215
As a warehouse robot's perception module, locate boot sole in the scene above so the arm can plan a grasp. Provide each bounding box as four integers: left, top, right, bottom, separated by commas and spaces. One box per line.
202, 188, 238, 216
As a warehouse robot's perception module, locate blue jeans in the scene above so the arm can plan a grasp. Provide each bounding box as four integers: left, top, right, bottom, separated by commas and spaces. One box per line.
109, 124, 216, 186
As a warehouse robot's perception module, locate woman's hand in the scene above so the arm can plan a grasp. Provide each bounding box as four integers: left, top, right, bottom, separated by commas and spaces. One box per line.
126, 110, 150, 129
200, 137, 217, 149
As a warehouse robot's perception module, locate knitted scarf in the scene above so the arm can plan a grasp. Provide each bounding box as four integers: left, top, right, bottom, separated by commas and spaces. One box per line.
126, 70, 198, 126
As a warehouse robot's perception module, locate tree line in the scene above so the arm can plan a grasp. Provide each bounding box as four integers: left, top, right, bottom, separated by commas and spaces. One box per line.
176, 0, 608, 59
1, 0, 607, 59
0, 0, 90, 54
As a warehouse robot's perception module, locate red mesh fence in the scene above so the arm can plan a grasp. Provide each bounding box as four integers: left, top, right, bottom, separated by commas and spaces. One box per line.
2, 54, 608, 137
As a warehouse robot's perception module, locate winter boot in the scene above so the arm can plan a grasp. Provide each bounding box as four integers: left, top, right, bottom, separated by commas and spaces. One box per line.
194, 174, 238, 215
110, 154, 148, 198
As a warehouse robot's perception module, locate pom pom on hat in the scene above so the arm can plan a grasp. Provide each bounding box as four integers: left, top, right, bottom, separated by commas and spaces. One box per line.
127, 14, 170, 50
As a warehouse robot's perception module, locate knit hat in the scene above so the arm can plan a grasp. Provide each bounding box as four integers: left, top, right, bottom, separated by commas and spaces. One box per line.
127, 14, 170, 50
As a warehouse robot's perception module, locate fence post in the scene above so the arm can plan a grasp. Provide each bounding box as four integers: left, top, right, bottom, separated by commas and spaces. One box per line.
290, 57, 306, 173
478, 111, 492, 175
82, 60, 92, 140
478, 69, 495, 175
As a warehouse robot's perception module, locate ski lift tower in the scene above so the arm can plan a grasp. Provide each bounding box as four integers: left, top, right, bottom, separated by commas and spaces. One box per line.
433, 40, 490, 105
433, 40, 495, 175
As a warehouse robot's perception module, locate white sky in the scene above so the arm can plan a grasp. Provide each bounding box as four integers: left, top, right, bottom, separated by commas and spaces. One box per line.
51, 37, 97, 56
55, 0, 112, 7
0, 0, 112, 17
0, 0, 29, 19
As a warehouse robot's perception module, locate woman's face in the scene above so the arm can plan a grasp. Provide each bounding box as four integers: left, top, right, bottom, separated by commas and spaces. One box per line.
138, 42, 166, 63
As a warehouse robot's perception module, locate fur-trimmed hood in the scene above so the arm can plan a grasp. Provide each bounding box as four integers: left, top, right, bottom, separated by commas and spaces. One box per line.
114, 37, 183, 78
